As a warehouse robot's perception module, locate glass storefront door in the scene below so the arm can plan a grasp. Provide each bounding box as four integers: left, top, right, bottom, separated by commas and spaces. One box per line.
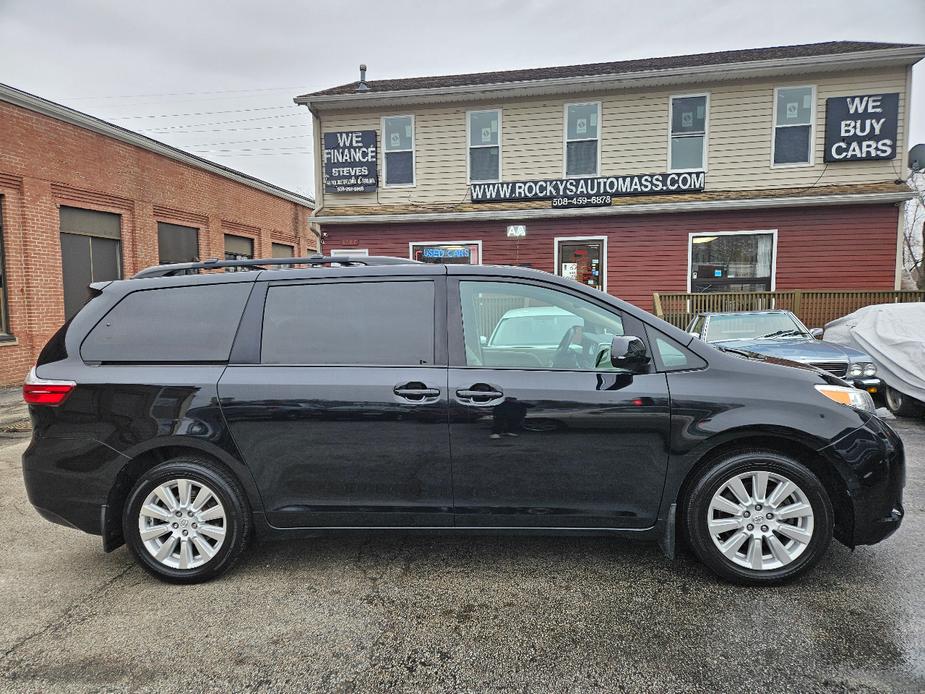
690, 232, 774, 292
557, 239, 604, 291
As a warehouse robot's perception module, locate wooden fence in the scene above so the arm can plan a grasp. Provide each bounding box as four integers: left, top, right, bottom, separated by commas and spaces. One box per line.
652, 290, 925, 330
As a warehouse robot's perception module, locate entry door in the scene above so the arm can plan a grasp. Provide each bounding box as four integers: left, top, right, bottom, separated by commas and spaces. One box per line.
557, 239, 604, 291
218, 276, 452, 528
448, 278, 671, 529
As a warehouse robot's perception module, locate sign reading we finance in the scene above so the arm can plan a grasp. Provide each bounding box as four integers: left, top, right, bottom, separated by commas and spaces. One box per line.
824, 93, 899, 162
323, 130, 378, 193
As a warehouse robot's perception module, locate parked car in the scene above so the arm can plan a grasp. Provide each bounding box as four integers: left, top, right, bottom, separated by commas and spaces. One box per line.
687, 310, 881, 394
825, 303, 925, 418
23, 256, 904, 586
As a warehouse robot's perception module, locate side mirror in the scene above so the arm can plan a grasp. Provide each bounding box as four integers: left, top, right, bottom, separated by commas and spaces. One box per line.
810, 328, 823, 339
610, 335, 650, 373
479, 335, 488, 346
689, 331, 701, 339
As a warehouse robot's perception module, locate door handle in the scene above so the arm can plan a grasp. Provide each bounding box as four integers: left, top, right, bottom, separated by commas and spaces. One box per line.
393, 382, 441, 401
456, 385, 504, 405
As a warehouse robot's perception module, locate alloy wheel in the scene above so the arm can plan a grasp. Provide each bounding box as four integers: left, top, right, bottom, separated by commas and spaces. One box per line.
137, 478, 227, 570
707, 470, 814, 571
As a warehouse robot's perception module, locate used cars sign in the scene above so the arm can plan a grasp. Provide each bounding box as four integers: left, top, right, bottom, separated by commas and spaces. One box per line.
323, 130, 378, 193
824, 93, 899, 162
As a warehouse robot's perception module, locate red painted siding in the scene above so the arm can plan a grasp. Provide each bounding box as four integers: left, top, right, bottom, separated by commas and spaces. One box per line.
322, 204, 899, 311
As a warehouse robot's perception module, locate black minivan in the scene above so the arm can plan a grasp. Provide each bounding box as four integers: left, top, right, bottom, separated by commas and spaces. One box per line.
22, 256, 904, 585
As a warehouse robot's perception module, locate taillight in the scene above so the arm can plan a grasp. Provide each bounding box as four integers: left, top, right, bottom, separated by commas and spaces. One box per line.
23, 367, 75, 406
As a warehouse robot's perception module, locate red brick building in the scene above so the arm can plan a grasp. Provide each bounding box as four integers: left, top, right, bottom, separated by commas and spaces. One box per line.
0, 83, 315, 385
297, 42, 922, 314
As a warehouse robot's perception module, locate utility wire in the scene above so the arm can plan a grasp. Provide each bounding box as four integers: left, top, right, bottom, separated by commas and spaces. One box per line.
191, 146, 313, 153
107, 105, 299, 120
184, 133, 311, 147
66, 85, 312, 100
139, 113, 305, 132
144, 122, 309, 135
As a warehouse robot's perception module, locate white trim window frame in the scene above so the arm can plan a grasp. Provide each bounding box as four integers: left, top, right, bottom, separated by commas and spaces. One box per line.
553, 235, 608, 291
382, 114, 416, 187
563, 102, 601, 178
686, 229, 779, 292
408, 240, 483, 265
467, 109, 502, 183
771, 85, 816, 168
668, 93, 709, 173
329, 248, 369, 256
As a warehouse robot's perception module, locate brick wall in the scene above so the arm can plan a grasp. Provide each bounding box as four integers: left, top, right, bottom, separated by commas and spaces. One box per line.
321, 203, 900, 311
0, 100, 315, 386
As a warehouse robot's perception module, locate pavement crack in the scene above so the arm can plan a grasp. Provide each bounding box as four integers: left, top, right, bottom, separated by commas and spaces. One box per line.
1, 560, 136, 663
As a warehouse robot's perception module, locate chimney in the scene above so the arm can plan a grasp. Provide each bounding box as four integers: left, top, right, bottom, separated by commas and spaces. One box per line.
355, 64, 369, 93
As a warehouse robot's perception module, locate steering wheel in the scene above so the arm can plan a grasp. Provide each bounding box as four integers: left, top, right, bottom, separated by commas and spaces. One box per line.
553, 325, 585, 369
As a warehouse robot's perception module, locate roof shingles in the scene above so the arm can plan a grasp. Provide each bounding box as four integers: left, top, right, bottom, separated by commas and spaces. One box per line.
299, 41, 919, 98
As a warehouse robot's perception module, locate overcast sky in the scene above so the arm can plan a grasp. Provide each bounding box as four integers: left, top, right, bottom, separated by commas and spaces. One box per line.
2, 0, 924, 198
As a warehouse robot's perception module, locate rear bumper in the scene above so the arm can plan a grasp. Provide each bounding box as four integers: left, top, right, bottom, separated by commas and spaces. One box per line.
818, 414, 905, 546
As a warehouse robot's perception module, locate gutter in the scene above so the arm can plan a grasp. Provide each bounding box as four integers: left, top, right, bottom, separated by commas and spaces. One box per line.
1, 82, 315, 208
295, 47, 925, 109
312, 191, 913, 225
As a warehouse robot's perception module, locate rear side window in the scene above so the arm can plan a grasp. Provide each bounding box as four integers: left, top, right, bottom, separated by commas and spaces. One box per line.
81, 283, 251, 363
261, 281, 434, 365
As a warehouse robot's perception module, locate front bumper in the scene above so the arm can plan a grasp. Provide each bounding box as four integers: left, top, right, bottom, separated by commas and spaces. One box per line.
847, 376, 882, 396
818, 413, 904, 546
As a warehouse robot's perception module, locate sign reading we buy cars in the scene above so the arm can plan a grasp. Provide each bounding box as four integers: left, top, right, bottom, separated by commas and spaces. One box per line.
323, 130, 378, 193
824, 93, 899, 162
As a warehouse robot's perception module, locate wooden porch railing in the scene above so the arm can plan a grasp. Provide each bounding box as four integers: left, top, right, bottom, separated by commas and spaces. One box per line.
652, 289, 925, 329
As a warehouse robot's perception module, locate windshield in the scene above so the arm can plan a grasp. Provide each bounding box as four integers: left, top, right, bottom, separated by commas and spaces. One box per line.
704, 312, 807, 342
489, 314, 582, 347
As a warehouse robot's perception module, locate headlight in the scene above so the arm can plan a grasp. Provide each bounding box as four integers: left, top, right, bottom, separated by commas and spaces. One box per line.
863, 362, 877, 377
847, 363, 863, 378
815, 384, 876, 413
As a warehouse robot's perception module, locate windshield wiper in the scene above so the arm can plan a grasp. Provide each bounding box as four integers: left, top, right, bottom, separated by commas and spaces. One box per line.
760, 329, 803, 338
715, 345, 765, 359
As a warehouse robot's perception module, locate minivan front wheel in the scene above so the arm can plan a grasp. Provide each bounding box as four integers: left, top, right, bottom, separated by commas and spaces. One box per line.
684, 451, 833, 585
123, 457, 251, 583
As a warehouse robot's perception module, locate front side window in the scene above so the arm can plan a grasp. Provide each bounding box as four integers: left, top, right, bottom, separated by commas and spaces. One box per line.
565, 103, 600, 176
468, 110, 500, 182
670, 95, 708, 171
460, 281, 625, 370
690, 232, 774, 293
382, 115, 415, 186
773, 86, 815, 165
411, 241, 480, 265
261, 281, 434, 365
81, 283, 251, 363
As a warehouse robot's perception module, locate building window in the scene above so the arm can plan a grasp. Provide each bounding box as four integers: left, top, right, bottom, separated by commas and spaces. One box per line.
564, 102, 600, 177
382, 115, 415, 186
669, 94, 708, 171
468, 110, 501, 182
773, 86, 815, 166
59, 206, 122, 320
330, 249, 369, 256
271, 242, 295, 258
157, 222, 199, 265
410, 241, 481, 265
0, 197, 9, 336
224, 234, 254, 272
689, 231, 776, 293
555, 237, 606, 292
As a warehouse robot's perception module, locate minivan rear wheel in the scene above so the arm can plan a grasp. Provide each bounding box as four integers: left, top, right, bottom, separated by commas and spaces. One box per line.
123, 457, 251, 583
684, 451, 833, 585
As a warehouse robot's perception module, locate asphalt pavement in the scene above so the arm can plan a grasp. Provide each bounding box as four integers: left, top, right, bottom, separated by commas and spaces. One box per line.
1, 415, 923, 693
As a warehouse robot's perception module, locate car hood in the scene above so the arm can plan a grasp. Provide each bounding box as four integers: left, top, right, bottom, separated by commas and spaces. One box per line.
711, 336, 868, 363
713, 346, 852, 387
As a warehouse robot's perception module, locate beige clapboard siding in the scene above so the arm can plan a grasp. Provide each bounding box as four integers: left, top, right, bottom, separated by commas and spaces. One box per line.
318, 67, 908, 207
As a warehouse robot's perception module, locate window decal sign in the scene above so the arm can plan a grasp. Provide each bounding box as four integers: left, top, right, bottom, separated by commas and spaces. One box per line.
470, 172, 704, 207
824, 93, 899, 162
323, 130, 378, 193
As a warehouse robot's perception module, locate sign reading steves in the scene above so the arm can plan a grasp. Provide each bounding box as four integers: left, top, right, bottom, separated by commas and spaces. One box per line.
470, 172, 705, 207
824, 93, 899, 162
323, 130, 378, 193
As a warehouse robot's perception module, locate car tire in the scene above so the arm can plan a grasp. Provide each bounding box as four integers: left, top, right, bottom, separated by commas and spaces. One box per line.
684, 450, 833, 585
123, 457, 251, 584
884, 385, 925, 418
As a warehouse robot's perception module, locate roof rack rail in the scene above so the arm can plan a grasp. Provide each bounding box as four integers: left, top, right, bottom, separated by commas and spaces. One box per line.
132, 255, 420, 279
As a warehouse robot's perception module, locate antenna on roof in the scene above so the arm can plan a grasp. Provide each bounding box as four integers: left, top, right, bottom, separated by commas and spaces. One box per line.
356, 64, 369, 93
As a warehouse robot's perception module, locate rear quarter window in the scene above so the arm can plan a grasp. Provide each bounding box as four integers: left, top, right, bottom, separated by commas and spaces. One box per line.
80, 283, 251, 363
